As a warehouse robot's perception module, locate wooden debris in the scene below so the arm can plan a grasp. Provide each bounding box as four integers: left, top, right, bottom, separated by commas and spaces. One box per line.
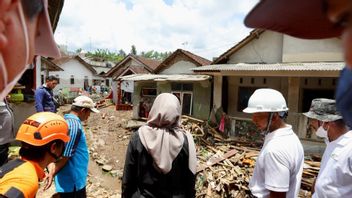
180, 114, 320, 198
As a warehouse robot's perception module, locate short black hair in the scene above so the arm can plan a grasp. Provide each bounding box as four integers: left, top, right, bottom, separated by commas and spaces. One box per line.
71, 105, 90, 113
46, 75, 58, 82
21, 0, 44, 20
19, 140, 64, 161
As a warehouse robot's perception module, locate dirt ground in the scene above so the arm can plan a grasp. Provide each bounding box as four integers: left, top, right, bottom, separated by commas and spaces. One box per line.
37, 105, 133, 198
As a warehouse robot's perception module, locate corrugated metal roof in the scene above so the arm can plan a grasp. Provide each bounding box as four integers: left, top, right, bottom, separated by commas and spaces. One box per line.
118, 74, 211, 82
192, 62, 345, 72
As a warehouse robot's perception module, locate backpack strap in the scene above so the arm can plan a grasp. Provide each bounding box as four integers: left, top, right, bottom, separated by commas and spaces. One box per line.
0, 159, 25, 179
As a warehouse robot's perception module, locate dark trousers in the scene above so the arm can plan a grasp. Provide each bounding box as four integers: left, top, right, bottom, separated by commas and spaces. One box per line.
53, 187, 86, 198
0, 144, 9, 166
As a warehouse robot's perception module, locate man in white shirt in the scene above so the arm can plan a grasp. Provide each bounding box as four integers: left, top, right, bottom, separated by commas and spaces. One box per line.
243, 88, 304, 198
303, 98, 352, 197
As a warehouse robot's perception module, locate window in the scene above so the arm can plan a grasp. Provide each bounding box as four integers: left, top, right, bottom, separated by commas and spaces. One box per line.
172, 91, 193, 115
70, 75, 74, 84
84, 76, 89, 89
55, 74, 60, 84
237, 87, 260, 112
141, 88, 157, 97
171, 83, 193, 91
105, 79, 110, 87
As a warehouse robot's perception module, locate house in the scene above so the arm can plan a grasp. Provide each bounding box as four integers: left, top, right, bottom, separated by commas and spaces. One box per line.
192, 29, 344, 139
43, 55, 112, 94
119, 49, 212, 120
105, 54, 161, 108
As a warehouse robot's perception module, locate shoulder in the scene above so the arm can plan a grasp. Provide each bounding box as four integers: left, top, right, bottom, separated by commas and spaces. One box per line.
0, 162, 39, 198
65, 117, 82, 128
35, 87, 45, 94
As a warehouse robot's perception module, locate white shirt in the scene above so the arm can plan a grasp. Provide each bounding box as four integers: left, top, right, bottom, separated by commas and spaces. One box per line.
249, 125, 304, 198
313, 131, 352, 198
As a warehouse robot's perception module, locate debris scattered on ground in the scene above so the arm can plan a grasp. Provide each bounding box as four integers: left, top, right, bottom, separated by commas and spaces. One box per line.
181, 115, 319, 198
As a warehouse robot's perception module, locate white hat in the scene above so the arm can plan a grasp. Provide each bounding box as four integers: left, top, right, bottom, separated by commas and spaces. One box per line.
72, 96, 100, 113
243, 88, 288, 113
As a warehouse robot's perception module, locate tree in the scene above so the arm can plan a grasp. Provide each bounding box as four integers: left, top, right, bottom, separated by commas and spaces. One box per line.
86, 49, 125, 62
118, 49, 126, 57
75, 48, 83, 53
130, 45, 137, 55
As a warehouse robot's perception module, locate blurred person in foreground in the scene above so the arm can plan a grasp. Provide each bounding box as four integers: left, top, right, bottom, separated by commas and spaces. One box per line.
122, 93, 197, 198
0, 0, 60, 101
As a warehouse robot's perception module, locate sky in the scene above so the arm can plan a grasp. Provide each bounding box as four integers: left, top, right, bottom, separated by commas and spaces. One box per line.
54, 0, 259, 60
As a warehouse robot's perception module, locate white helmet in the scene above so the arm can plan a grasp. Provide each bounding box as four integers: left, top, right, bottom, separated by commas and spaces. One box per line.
243, 88, 288, 113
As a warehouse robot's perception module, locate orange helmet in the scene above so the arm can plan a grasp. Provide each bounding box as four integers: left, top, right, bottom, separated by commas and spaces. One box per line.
16, 112, 70, 146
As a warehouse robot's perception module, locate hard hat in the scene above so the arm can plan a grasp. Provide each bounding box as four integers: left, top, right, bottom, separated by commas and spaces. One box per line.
243, 88, 288, 113
16, 112, 70, 146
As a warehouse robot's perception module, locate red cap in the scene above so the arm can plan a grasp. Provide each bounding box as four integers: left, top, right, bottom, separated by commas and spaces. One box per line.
35, 0, 61, 58
244, 0, 343, 39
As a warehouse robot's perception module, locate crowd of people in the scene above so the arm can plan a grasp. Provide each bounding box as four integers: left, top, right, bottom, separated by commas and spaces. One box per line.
0, 0, 351, 197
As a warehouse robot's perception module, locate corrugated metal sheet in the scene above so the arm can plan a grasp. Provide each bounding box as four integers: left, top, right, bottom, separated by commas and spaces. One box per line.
192, 62, 345, 72
118, 74, 211, 82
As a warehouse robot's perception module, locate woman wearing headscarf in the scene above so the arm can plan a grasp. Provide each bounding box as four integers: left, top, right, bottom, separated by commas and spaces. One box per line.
122, 93, 197, 198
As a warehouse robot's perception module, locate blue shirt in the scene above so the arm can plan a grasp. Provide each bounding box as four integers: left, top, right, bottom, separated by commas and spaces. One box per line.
54, 114, 89, 192
34, 86, 56, 113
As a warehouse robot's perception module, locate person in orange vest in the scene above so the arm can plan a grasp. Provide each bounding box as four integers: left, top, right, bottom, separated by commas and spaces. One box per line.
0, 112, 70, 198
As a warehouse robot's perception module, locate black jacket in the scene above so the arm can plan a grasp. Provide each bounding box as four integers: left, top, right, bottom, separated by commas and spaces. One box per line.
122, 132, 196, 198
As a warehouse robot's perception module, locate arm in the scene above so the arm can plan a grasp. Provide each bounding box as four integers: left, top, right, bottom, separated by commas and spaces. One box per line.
34, 89, 44, 112
121, 133, 138, 198
43, 157, 69, 190
44, 119, 81, 190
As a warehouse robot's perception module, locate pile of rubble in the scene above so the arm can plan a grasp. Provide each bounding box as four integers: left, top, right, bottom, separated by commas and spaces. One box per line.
181, 116, 320, 198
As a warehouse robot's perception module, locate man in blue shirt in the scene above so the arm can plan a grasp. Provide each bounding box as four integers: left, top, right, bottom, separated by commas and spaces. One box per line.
44, 95, 99, 198
34, 75, 58, 113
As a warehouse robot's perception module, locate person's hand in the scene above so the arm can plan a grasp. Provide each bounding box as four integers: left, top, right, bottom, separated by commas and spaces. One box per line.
43, 162, 56, 191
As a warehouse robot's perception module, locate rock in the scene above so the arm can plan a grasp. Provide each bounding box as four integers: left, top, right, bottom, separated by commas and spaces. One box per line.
92, 152, 98, 159
108, 116, 116, 121
110, 169, 123, 178
96, 159, 105, 166
97, 139, 105, 146
123, 135, 129, 139
125, 120, 146, 129
102, 164, 113, 172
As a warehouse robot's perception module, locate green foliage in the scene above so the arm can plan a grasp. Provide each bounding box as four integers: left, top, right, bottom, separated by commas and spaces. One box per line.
84, 45, 172, 62
86, 49, 125, 62
140, 50, 172, 60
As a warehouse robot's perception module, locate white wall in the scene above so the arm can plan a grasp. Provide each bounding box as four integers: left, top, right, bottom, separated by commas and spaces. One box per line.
282, 35, 343, 62
49, 59, 96, 92
159, 60, 197, 74
228, 31, 283, 64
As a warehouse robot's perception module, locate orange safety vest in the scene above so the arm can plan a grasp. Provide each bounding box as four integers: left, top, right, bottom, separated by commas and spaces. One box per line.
0, 159, 45, 198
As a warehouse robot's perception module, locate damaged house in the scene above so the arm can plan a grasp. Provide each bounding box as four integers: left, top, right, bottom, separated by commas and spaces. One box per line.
192, 29, 344, 140
118, 49, 212, 120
